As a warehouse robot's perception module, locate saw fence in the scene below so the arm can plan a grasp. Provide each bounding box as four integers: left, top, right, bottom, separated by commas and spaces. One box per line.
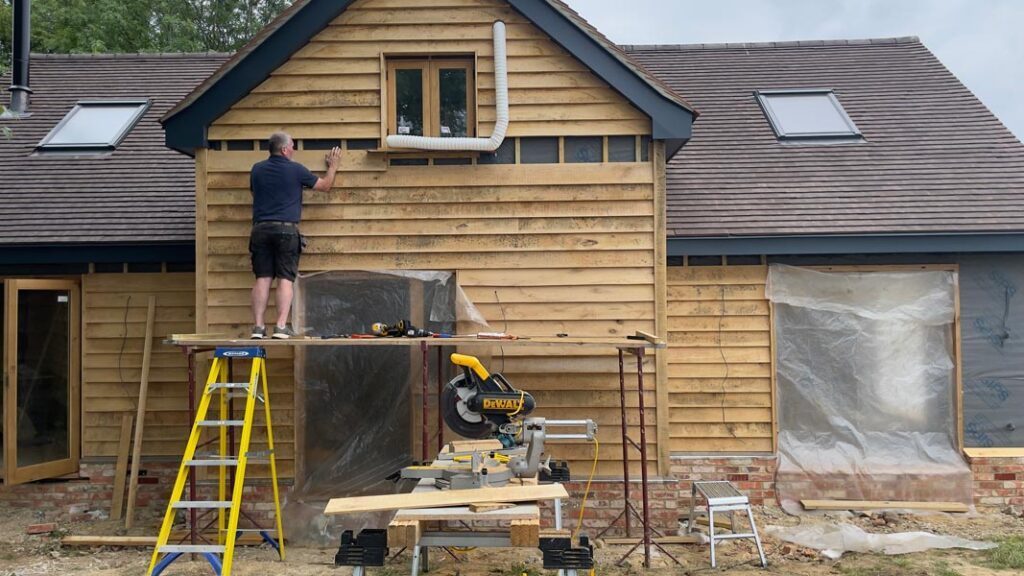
166, 333, 666, 567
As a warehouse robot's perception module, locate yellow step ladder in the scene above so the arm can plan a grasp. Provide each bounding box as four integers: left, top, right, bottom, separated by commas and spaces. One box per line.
148, 347, 285, 576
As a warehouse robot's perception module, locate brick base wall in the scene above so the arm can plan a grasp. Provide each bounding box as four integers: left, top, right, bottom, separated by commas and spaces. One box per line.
554, 456, 778, 536
968, 456, 1024, 508
0, 461, 283, 527
4, 454, 1023, 533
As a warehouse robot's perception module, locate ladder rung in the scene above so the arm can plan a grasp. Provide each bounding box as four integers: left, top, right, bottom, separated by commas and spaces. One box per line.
160, 544, 226, 554
186, 459, 239, 466
223, 528, 277, 533
198, 420, 245, 427
209, 383, 251, 390
226, 392, 264, 401
171, 500, 233, 509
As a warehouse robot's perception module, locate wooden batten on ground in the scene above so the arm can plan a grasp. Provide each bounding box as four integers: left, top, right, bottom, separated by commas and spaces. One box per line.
800, 500, 970, 513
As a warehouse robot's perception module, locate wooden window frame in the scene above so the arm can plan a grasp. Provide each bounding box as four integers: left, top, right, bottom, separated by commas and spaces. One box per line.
385, 57, 476, 144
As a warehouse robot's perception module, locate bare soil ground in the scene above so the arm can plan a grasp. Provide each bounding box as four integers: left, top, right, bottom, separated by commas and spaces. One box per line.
0, 502, 1021, 575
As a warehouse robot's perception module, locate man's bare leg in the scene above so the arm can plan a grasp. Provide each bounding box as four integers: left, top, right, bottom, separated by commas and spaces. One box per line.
252, 277, 273, 327
275, 278, 294, 328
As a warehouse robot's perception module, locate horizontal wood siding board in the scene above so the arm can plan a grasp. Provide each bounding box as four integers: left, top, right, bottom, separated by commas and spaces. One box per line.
666, 265, 774, 453
82, 273, 196, 458
199, 0, 663, 476
211, 0, 650, 138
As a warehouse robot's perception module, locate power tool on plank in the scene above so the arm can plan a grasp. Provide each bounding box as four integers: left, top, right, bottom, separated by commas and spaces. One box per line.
401, 353, 596, 489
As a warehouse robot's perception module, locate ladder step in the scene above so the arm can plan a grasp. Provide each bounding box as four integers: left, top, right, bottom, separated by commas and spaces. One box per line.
186, 459, 239, 466
171, 500, 233, 509
223, 528, 277, 533
159, 544, 226, 554
208, 383, 251, 390
226, 392, 264, 401
198, 420, 245, 427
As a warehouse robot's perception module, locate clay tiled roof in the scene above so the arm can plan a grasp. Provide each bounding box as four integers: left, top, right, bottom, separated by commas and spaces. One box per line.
625, 38, 1024, 237
0, 53, 228, 245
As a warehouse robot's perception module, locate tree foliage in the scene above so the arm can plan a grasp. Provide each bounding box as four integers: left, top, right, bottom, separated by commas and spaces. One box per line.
0, 0, 293, 74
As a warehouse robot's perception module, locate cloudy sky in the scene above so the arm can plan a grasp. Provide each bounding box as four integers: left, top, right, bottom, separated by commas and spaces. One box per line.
570, 0, 1024, 141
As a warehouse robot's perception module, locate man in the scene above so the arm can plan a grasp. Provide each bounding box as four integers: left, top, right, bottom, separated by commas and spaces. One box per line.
249, 132, 341, 339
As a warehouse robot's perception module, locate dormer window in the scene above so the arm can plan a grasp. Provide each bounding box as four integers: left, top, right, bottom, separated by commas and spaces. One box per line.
755, 89, 861, 142
387, 58, 475, 139
37, 100, 150, 152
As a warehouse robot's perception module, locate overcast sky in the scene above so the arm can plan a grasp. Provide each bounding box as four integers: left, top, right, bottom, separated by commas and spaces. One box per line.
570, 0, 1024, 142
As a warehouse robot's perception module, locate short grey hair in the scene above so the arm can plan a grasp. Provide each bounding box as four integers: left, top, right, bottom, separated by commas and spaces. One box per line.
268, 132, 292, 155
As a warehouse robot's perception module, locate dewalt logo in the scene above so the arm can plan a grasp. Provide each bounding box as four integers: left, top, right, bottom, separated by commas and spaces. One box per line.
482, 398, 520, 411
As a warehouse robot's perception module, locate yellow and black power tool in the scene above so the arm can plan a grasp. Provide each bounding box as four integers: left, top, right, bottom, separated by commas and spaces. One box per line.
443, 353, 536, 446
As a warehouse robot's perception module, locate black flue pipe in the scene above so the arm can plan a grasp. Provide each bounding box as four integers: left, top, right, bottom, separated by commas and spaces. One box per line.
8, 0, 32, 116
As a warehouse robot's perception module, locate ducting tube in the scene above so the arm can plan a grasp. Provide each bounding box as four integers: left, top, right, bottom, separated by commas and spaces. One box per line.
386, 21, 508, 152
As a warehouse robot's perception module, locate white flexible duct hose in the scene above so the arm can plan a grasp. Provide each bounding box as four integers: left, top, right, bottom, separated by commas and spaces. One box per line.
386, 21, 508, 152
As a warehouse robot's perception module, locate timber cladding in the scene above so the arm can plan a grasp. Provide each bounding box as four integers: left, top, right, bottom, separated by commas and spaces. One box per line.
666, 266, 774, 453
209, 0, 649, 141
82, 273, 197, 458
199, 0, 661, 478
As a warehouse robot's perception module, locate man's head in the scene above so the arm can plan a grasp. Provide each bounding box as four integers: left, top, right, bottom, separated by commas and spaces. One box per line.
268, 132, 295, 159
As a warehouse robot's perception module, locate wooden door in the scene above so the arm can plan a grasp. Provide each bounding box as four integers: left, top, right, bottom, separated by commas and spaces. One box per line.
3, 279, 81, 484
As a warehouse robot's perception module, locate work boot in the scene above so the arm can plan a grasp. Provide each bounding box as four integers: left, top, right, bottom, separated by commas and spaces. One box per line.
251, 325, 266, 339
272, 324, 297, 339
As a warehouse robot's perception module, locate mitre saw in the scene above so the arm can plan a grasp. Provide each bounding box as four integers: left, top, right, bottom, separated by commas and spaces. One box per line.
400, 353, 596, 489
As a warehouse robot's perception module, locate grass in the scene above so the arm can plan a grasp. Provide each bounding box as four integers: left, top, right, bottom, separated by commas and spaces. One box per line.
932, 560, 963, 576
986, 536, 1024, 570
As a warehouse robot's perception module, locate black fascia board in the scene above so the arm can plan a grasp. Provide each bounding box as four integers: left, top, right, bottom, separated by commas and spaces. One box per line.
668, 233, 1024, 257
507, 0, 694, 143
0, 243, 195, 265
162, 0, 358, 155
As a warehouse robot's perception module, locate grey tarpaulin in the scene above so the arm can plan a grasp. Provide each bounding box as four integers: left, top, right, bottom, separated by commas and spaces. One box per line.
283, 270, 488, 544
766, 265, 972, 507
959, 255, 1024, 448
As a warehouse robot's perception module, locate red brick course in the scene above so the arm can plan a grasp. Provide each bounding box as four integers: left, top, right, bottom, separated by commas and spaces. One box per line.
4, 454, 1023, 533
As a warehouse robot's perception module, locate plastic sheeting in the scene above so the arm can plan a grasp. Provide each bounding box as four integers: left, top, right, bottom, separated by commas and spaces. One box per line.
765, 523, 995, 559
767, 265, 973, 507
285, 270, 488, 544
959, 255, 1024, 448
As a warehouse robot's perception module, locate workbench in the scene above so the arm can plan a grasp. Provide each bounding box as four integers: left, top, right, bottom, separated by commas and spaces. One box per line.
165, 333, 669, 568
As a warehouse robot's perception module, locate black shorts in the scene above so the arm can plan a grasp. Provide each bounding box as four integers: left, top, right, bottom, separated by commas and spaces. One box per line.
249, 222, 301, 281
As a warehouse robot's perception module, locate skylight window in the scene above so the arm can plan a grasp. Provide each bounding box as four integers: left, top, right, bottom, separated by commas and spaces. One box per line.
755, 90, 861, 140
38, 100, 150, 151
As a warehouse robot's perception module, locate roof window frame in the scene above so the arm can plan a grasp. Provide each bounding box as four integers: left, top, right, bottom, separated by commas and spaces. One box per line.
755, 89, 862, 141
37, 99, 151, 152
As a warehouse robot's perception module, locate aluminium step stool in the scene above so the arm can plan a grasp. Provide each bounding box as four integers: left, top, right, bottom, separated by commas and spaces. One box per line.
686, 480, 767, 568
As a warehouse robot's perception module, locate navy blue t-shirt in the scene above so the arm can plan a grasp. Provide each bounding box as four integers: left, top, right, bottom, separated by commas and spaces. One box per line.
250, 155, 319, 223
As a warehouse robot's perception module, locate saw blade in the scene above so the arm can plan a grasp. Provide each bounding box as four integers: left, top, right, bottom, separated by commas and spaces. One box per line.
441, 374, 493, 439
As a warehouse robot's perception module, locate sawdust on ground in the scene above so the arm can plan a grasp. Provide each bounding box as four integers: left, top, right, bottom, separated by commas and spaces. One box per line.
0, 502, 1021, 575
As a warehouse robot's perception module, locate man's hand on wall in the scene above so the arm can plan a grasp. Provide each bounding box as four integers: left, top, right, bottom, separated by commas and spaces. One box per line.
326, 147, 341, 169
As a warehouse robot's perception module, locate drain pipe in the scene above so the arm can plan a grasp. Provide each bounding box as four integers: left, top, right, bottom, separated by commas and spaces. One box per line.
6, 0, 32, 117
386, 21, 508, 152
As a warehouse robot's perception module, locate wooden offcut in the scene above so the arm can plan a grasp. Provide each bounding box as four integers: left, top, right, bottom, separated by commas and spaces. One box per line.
324, 484, 567, 515
110, 413, 134, 520
800, 500, 969, 513
124, 295, 156, 529
510, 519, 540, 547
387, 520, 421, 548
469, 502, 515, 513
601, 535, 704, 545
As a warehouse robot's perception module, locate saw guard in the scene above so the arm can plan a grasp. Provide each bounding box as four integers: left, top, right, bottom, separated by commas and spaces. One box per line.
441, 374, 493, 438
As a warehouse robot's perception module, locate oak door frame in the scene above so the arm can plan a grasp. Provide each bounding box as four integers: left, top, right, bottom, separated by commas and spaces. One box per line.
3, 278, 82, 485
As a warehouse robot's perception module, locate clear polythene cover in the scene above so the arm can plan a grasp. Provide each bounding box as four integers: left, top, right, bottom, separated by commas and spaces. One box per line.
766, 265, 972, 507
